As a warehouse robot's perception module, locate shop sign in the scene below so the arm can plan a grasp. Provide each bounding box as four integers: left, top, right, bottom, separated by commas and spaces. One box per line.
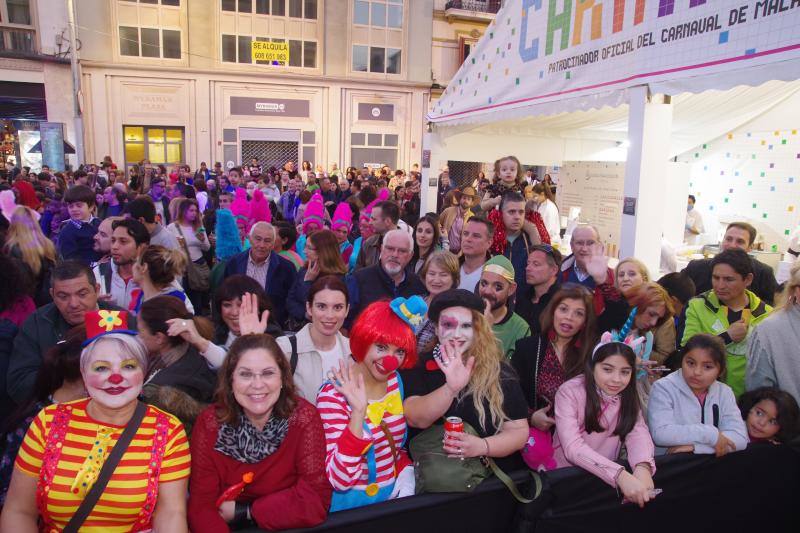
40, 122, 65, 172
230, 97, 310, 118
251, 41, 289, 63
358, 103, 394, 122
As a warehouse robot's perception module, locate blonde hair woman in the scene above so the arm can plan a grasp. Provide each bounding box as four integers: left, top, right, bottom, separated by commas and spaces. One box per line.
401, 288, 529, 470
615, 257, 651, 294
417, 250, 460, 353
3, 206, 57, 304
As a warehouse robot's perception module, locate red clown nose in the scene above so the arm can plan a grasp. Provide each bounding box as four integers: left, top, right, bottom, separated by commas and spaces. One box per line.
108, 373, 124, 385
379, 355, 400, 372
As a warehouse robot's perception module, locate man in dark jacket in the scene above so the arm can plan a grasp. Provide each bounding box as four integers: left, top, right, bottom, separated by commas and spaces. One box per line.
223, 222, 297, 327
682, 222, 779, 305
7, 261, 131, 405
515, 245, 562, 335
346, 229, 425, 326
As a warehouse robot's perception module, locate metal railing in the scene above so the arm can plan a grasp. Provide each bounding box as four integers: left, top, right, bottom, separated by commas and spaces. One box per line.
444, 0, 502, 13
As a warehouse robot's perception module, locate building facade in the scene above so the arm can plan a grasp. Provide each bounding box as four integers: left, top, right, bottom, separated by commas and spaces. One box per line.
429, 0, 500, 185
75, 0, 433, 174
0, 0, 76, 172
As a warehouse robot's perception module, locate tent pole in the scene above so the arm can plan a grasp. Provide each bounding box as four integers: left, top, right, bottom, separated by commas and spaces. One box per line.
421, 126, 446, 214
620, 85, 673, 273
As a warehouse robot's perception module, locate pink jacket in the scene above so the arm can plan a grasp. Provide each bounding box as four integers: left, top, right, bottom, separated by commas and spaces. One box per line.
553, 375, 656, 487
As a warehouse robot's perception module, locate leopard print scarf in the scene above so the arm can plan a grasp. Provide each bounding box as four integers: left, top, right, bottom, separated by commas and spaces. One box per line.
214, 412, 290, 463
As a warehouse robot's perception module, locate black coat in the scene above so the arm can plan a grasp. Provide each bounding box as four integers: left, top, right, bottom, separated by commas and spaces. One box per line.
345, 264, 426, 327
682, 256, 779, 305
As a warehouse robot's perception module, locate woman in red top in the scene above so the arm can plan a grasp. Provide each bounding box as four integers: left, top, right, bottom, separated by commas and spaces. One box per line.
188, 334, 331, 532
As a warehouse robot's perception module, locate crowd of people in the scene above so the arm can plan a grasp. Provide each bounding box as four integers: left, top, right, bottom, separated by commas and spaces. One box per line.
0, 154, 798, 531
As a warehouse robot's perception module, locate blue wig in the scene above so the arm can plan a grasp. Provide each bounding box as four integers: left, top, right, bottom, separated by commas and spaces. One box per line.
215, 208, 243, 261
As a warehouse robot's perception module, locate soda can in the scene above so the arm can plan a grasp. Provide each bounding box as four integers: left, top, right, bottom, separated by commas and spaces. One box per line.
444, 416, 464, 434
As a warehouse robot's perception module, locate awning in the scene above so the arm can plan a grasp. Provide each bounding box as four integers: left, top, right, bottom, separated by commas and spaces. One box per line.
0, 82, 47, 121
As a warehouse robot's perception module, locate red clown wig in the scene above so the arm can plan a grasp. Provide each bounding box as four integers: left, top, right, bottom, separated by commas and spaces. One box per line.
349, 301, 418, 369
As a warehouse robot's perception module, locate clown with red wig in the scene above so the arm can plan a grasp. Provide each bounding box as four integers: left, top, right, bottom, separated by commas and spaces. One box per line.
316, 296, 427, 511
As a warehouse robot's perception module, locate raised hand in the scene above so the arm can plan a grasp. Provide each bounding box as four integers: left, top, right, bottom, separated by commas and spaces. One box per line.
331, 359, 368, 416
585, 242, 609, 284
304, 259, 320, 282
238, 292, 270, 335
435, 340, 475, 397
166, 317, 202, 345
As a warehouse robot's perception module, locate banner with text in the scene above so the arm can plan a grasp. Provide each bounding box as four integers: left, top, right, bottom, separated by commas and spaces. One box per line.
429, 0, 800, 123
251, 41, 289, 63
557, 161, 625, 258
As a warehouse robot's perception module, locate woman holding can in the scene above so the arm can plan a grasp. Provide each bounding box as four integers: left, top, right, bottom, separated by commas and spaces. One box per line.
401, 289, 529, 471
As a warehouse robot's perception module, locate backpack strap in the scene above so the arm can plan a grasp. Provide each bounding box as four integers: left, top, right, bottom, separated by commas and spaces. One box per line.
99, 261, 112, 295
289, 334, 298, 375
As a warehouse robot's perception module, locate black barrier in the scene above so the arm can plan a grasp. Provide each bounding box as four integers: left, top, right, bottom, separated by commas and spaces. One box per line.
241, 444, 799, 533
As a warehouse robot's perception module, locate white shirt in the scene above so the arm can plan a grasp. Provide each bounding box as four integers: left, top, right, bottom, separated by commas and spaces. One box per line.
168, 223, 211, 261
458, 263, 484, 292
685, 208, 705, 244
317, 344, 345, 377
536, 199, 561, 244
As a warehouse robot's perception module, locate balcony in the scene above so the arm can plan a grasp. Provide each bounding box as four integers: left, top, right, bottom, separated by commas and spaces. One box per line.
443, 0, 501, 22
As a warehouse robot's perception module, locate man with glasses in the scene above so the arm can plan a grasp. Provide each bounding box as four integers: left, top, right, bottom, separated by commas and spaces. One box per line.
346, 229, 425, 326
560, 225, 626, 331
516, 244, 563, 335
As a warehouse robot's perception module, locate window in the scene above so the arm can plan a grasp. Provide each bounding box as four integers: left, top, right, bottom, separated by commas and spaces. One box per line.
0, 0, 36, 55
222, 34, 236, 62
124, 126, 184, 170
303, 40, 316, 68
119, 26, 140, 57
122, 0, 180, 4
353, 45, 400, 74
223, 0, 312, 17
354, 1, 369, 24
237, 35, 252, 64
352, 45, 368, 72
141, 28, 160, 57
353, 0, 402, 28
386, 47, 401, 74
223, 33, 315, 67
119, 27, 182, 59
162, 29, 181, 59
369, 46, 384, 73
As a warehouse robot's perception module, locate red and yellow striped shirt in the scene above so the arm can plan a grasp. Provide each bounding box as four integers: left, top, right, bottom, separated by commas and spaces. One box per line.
15, 398, 190, 532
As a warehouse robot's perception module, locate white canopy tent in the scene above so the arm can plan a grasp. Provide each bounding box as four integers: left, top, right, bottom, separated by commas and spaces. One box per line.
422, 0, 800, 271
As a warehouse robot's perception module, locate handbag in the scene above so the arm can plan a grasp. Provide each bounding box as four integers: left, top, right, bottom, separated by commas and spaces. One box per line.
176, 225, 211, 291
409, 420, 541, 503
63, 402, 148, 533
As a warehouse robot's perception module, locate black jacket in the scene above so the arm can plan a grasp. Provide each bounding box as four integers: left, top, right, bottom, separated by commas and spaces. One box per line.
223, 251, 298, 327
682, 255, 778, 305
8, 301, 130, 406
515, 280, 560, 335
511, 334, 548, 411
345, 264, 426, 326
